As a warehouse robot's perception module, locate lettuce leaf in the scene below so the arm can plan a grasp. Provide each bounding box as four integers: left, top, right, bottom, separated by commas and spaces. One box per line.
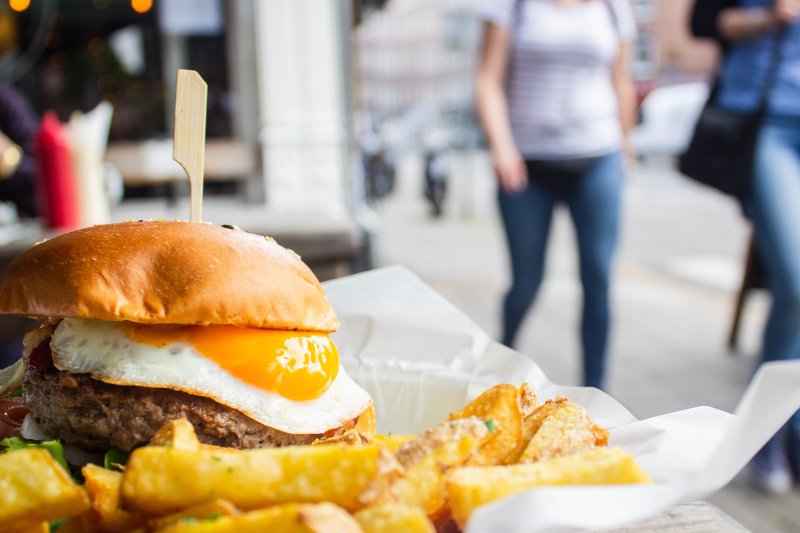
49, 518, 68, 531
103, 447, 130, 471
0, 436, 69, 472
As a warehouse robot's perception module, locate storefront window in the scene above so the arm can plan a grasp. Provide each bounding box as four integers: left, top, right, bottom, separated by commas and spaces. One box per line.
6, 0, 231, 141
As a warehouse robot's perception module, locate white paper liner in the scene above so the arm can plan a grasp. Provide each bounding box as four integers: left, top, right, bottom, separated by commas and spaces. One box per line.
324, 266, 800, 532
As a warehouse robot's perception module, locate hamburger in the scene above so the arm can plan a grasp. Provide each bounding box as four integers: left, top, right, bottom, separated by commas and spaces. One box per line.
0, 221, 373, 452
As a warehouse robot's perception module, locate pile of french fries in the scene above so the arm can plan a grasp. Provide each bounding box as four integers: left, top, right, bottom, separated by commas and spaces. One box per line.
0, 383, 651, 532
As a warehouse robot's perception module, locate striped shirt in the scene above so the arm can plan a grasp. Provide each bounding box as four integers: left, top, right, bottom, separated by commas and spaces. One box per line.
481, 0, 636, 159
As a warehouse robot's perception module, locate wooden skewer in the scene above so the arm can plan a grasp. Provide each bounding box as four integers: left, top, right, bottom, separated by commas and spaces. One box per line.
173, 69, 207, 223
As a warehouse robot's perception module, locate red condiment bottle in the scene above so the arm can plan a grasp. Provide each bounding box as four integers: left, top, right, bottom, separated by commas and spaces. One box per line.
35, 112, 80, 229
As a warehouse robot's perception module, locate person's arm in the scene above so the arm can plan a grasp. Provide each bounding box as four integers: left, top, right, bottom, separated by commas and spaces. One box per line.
690, 0, 737, 40
476, 21, 527, 194
612, 41, 636, 164
691, 0, 800, 42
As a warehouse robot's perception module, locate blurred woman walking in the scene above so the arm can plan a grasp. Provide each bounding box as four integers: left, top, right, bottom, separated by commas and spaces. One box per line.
476, 0, 636, 389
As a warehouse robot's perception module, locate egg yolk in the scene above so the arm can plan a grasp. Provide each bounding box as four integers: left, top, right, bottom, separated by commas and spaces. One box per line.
122, 323, 339, 401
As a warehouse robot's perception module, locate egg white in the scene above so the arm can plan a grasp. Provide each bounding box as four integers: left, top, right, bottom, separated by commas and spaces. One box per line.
50, 318, 372, 434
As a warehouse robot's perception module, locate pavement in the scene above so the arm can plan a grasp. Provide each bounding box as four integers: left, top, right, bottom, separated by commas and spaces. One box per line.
370, 152, 800, 533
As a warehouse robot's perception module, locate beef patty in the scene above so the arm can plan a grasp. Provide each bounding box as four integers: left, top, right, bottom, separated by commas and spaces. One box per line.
23, 340, 338, 451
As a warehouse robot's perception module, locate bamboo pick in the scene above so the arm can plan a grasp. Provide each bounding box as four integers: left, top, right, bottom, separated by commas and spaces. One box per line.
173, 69, 207, 223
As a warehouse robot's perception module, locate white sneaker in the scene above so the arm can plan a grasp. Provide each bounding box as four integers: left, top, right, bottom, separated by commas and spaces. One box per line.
745, 460, 792, 495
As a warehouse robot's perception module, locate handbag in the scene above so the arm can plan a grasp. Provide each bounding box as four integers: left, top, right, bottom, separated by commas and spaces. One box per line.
679, 27, 786, 199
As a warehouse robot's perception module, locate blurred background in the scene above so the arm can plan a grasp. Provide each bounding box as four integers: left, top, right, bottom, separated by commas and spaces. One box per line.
0, 0, 796, 530
0, 0, 725, 276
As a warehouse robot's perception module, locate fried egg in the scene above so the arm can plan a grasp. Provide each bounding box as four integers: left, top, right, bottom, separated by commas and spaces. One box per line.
50, 318, 371, 434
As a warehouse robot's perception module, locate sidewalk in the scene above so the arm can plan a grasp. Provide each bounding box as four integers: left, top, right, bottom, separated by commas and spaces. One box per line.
371, 153, 800, 533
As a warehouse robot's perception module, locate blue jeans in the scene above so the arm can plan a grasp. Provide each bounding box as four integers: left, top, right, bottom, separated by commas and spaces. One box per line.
498, 152, 622, 389
749, 115, 800, 439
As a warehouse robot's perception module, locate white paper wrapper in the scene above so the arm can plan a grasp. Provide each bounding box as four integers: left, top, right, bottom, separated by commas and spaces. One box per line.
324, 266, 800, 533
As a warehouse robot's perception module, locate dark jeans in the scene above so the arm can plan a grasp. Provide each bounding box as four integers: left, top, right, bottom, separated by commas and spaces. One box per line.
498, 151, 622, 389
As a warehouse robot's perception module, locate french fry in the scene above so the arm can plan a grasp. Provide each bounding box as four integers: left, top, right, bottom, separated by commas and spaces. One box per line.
395, 418, 487, 470
447, 447, 652, 529
430, 508, 459, 533
6, 521, 49, 533
55, 519, 87, 533
448, 384, 523, 466
372, 434, 414, 453
518, 398, 607, 464
121, 444, 400, 514
148, 418, 202, 451
401, 431, 486, 516
145, 499, 240, 531
81, 463, 147, 532
518, 382, 540, 418
0, 448, 89, 524
316, 405, 376, 444
354, 503, 436, 533
313, 429, 368, 446
393, 418, 488, 516
148, 417, 232, 453
0, 383, 641, 533
154, 502, 361, 533
352, 404, 377, 441
507, 396, 562, 463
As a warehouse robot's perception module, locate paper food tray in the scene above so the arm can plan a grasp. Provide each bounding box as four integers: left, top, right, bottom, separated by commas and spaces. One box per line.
324, 266, 800, 533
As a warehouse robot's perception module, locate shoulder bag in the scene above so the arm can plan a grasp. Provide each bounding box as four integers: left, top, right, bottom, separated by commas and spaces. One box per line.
678, 26, 786, 200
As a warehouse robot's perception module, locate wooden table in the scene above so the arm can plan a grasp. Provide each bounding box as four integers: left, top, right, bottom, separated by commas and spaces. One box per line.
595, 502, 749, 532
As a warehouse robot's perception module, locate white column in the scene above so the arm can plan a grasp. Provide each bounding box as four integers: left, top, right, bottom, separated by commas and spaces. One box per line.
253, 0, 351, 214
226, 0, 263, 202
